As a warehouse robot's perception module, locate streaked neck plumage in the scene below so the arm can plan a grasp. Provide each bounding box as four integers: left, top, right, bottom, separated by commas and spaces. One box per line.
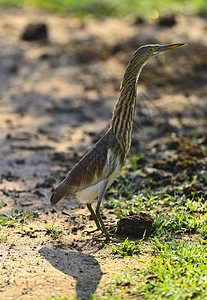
110, 52, 148, 157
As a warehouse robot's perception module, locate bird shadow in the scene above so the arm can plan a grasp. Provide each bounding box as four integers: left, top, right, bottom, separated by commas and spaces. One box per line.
39, 246, 102, 300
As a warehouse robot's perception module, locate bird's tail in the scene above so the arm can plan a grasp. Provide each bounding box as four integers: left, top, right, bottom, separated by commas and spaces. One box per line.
50, 179, 71, 206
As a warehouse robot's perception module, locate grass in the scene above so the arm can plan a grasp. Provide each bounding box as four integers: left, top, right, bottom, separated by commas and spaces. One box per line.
108, 237, 143, 256
47, 297, 75, 300
140, 239, 207, 299
0, 209, 41, 229
0, 0, 207, 18
98, 238, 207, 299
47, 297, 74, 300
0, 209, 30, 227
45, 223, 62, 239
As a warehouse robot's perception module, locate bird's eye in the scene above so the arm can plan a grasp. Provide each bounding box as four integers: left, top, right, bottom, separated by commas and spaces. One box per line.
148, 48, 154, 53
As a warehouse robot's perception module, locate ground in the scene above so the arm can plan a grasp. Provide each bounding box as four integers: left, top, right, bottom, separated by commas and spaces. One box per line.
0, 8, 207, 300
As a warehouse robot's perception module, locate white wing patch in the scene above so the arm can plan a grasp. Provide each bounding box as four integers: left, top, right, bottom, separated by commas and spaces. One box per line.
76, 148, 120, 203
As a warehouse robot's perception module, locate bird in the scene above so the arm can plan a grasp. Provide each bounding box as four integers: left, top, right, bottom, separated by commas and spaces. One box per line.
50, 43, 186, 241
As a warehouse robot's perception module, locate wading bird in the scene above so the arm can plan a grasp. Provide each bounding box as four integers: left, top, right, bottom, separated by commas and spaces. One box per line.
50, 43, 186, 240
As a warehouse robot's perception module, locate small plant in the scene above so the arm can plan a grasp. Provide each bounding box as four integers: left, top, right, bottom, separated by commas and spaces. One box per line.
109, 237, 142, 256
0, 235, 8, 242
21, 227, 39, 238
46, 297, 74, 300
45, 224, 62, 239
0, 209, 29, 227
198, 214, 207, 239
123, 153, 146, 172
31, 210, 41, 218
50, 173, 58, 183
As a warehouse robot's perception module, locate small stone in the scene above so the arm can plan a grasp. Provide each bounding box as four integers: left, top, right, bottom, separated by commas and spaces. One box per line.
158, 15, 176, 27
21, 23, 48, 41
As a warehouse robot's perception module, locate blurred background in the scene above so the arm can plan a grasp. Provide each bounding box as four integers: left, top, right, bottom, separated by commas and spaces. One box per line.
1, 0, 207, 18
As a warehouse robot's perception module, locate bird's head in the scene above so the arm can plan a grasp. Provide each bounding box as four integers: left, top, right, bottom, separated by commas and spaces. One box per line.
134, 43, 186, 62
121, 42, 186, 88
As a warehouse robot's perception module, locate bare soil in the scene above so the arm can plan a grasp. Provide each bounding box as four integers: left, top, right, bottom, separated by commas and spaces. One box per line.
0, 8, 207, 299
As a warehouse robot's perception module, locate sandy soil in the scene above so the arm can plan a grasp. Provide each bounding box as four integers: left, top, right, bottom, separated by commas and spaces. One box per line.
0, 8, 207, 299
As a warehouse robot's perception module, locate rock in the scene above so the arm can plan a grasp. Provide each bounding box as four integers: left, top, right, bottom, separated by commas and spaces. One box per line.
158, 15, 176, 27
21, 23, 48, 41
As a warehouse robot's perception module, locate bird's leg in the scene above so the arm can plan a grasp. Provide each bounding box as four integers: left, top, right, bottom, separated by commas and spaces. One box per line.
86, 203, 102, 231
96, 179, 110, 241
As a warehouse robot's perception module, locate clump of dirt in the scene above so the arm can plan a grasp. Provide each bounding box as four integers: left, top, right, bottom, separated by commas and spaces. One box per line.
142, 137, 207, 188
117, 212, 154, 238
158, 137, 206, 173
164, 137, 206, 157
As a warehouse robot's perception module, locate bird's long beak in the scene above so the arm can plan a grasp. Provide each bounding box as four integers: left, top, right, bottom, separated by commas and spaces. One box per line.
156, 43, 186, 53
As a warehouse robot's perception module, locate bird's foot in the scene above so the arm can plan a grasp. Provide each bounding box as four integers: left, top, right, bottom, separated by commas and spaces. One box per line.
83, 228, 100, 235
105, 234, 125, 243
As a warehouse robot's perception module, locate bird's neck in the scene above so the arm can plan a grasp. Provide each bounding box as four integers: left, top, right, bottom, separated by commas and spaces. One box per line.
110, 58, 146, 156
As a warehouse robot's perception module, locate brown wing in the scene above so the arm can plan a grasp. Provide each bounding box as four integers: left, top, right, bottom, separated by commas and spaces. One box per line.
50, 131, 119, 205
